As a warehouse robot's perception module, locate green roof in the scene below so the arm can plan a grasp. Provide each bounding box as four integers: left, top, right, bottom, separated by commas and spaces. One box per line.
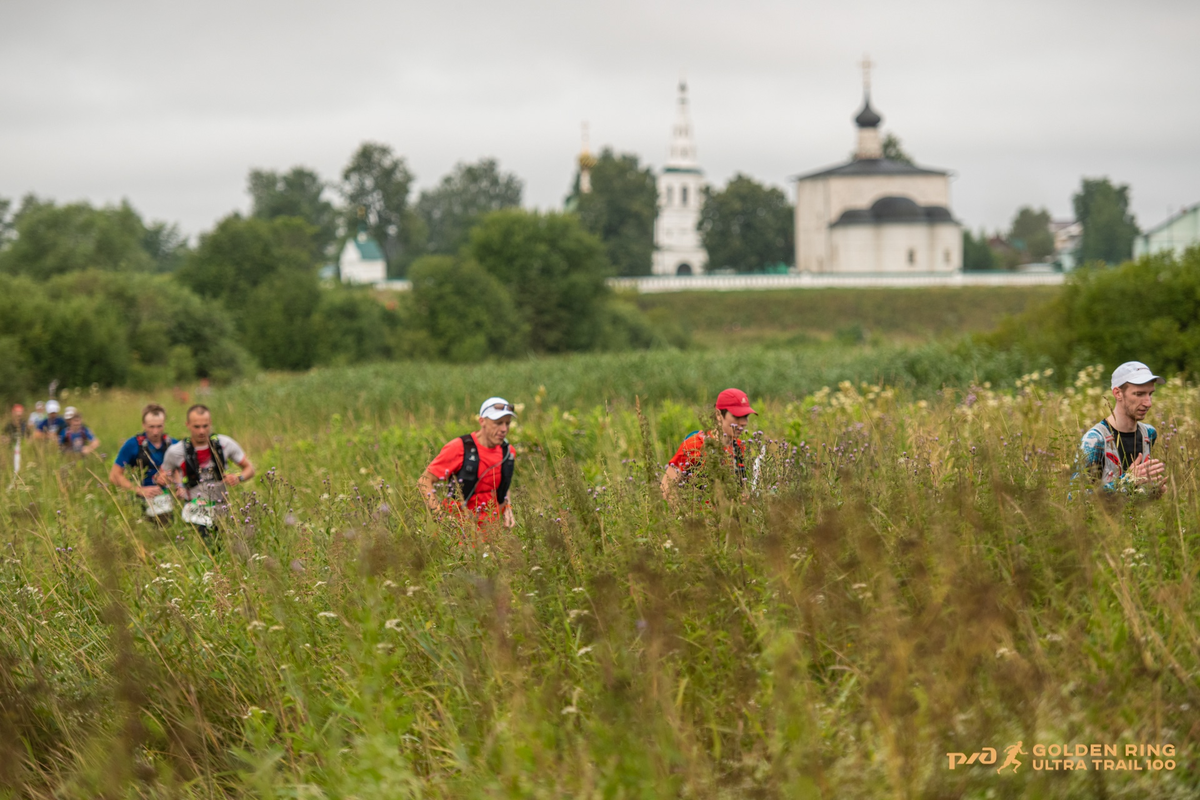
353, 234, 385, 261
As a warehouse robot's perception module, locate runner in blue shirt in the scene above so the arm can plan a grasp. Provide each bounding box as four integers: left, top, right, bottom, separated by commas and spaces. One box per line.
59, 408, 100, 456
110, 403, 176, 520
35, 400, 66, 441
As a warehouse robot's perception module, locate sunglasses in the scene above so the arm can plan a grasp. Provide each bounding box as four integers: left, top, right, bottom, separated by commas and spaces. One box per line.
488, 403, 516, 413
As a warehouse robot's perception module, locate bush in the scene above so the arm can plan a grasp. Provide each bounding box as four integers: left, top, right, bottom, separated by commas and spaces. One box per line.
988, 246, 1200, 378
406, 255, 528, 362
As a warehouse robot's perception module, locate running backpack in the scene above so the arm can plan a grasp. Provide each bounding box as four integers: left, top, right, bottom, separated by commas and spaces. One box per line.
132, 433, 172, 475
682, 430, 748, 483
182, 435, 227, 489
453, 434, 514, 505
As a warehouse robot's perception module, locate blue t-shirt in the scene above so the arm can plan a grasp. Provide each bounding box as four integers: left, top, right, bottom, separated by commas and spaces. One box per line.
38, 416, 67, 439
60, 425, 95, 453
114, 433, 175, 486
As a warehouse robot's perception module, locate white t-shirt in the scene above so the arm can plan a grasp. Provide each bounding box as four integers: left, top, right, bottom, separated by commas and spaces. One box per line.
162, 435, 246, 503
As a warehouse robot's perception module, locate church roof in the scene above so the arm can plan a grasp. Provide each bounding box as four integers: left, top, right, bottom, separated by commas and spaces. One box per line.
831, 196, 957, 227
793, 157, 949, 182
348, 232, 385, 261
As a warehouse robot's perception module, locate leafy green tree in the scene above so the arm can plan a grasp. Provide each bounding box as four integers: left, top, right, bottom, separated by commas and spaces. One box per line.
406, 255, 528, 362
566, 149, 657, 276
341, 142, 423, 275
468, 209, 612, 352
698, 175, 793, 272
881, 133, 914, 165
0, 197, 158, 279
1073, 178, 1138, 264
249, 166, 338, 255
178, 214, 321, 370
962, 229, 999, 271
310, 287, 400, 366
1008, 207, 1055, 262
415, 159, 523, 256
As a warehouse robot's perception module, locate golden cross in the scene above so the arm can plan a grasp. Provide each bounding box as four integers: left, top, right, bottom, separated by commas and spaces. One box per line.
860, 54, 874, 92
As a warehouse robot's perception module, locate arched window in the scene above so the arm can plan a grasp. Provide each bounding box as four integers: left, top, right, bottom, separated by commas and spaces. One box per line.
681, 186, 689, 207
676, 263, 693, 276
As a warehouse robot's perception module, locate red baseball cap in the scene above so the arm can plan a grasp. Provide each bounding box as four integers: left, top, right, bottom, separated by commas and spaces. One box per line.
715, 388, 755, 416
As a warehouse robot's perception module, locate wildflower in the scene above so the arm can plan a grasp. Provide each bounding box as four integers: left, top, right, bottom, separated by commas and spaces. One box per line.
314, 581, 327, 588
382, 579, 397, 589
576, 646, 593, 656
561, 706, 578, 715
405, 585, 422, 597
318, 611, 338, 619
530, 565, 542, 572
995, 647, 1014, 659
269, 625, 284, 632
284, 513, 298, 526
375, 642, 393, 653
247, 621, 267, 632
572, 587, 585, 593
663, 539, 674, 549
241, 706, 266, 719
567, 609, 589, 621
290, 559, 305, 573
385, 619, 402, 631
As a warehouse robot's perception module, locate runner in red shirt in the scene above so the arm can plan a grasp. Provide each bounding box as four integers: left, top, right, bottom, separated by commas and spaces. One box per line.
418, 396, 517, 528
661, 387, 756, 500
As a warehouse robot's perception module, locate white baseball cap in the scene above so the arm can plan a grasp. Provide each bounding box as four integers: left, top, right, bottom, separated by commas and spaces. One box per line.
46, 400, 61, 414
478, 396, 516, 421
1111, 361, 1164, 389
63, 406, 78, 420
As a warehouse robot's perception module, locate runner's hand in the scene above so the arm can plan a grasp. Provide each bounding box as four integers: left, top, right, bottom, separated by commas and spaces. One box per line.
136, 485, 163, 498
223, 474, 242, 487
502, 505, 516, 529
1128, 454, 1166, 486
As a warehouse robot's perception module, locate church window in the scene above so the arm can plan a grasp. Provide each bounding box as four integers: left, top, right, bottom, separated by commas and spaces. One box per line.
666, 186, 674, 206
944, 249, 951, 264
681, 186, 689, 207
907, 248, 916, 265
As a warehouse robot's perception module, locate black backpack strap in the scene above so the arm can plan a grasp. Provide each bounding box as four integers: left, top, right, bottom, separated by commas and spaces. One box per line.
210, 434, 227, 478
496, 442, 514, 505
183, 439, 199, 487
454, 433, 481, 501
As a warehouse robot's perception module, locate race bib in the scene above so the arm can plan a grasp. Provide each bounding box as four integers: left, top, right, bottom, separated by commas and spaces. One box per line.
181, 499, 215, 527
145, 493, 175, 517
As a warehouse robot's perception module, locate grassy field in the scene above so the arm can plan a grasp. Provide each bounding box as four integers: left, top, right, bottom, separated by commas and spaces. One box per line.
631, 286, 1057, 348
2, 351, 1198, 797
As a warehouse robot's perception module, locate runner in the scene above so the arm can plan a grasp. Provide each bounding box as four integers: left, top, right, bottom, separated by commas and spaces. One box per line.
27, 401, 46, 431
35, 400, 66, 441
661, 388, 755, 500
418, 397, 517, 531
3, 404, 28, 476
109, 403, 176, 521
161, 404, 255, 541
58, 408, 100, 456
1078, 361, 1166, 496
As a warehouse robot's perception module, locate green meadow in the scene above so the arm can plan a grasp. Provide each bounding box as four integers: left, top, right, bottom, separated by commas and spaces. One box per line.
2, 345, 1197, 797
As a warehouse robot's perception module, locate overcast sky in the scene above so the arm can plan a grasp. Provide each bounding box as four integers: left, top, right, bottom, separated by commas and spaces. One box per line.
3, 0, 1197, 239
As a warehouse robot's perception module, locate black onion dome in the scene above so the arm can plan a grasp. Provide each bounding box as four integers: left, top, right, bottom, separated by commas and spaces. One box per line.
855, 96, 882, 128
869, 196, 923, 221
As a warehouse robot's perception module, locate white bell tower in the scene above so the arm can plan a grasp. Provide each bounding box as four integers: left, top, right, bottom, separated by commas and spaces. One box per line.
652, 80, 707, 276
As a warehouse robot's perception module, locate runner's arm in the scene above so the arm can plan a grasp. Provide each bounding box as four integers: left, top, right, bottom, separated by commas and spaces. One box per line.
109, 463, 160, 497
223, 455, 255, 486
660, 465, 683, 500
82, 434, 100, 455
417, 471, 442, 512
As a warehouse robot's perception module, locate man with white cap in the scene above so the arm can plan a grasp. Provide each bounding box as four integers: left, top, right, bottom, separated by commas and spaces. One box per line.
661, 387, 756, 500
35, 400, 66, 441
1078, 361, 1166, 495
418, 397, 517, 529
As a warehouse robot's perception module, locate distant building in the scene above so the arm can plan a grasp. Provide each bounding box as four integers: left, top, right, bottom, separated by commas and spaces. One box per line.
652, 81, 707, 276
339, 229, 387, 285
793, 64, 961, 273
1134, 203, 1200, 259
1050, 220, 1082, 270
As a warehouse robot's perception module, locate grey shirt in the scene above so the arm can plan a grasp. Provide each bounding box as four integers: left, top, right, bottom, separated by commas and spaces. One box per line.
162, 435, 246, 503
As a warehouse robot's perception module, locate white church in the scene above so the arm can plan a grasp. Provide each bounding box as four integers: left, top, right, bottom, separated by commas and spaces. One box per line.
794, 70, 962, 273
651, 81, 707, 276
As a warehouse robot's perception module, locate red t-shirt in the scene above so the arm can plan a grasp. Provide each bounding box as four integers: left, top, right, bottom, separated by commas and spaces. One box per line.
668, 431, 744, 474
426, 433, 510, 518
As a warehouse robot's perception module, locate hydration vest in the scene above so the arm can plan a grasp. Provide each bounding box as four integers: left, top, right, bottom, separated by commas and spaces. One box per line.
182, 435, 227, 489
452, 433, 514, 505
131, 433, 172, 476
1085, 420, 1152, 485
683, 430, 748, 483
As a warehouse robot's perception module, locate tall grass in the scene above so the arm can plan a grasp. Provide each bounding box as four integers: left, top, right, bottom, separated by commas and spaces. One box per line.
1, 363, 1197, 797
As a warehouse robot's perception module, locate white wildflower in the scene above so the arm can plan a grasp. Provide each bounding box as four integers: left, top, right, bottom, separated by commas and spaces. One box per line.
318, 611, 338, 619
